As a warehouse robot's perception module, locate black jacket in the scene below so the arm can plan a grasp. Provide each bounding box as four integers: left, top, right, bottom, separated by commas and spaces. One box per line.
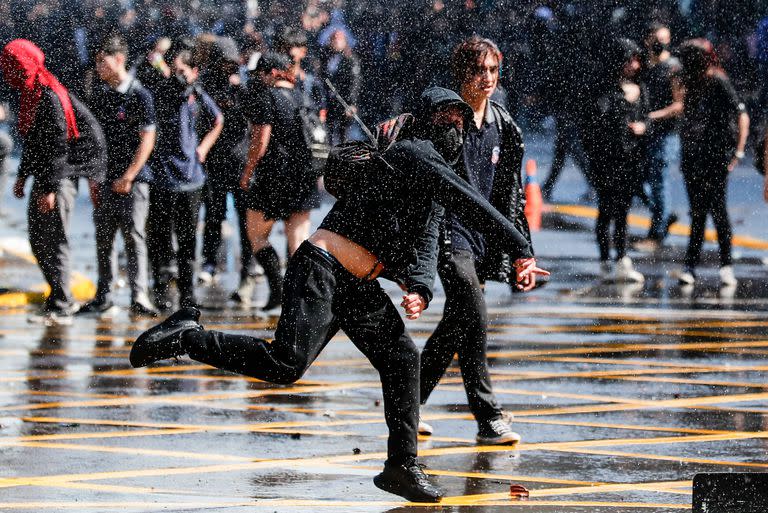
442, 100, 533, 283
18, 89, 107, 193
322, 51, 362, 115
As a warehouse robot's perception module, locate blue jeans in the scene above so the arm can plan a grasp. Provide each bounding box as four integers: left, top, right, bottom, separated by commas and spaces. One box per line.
644, 132, 677, 240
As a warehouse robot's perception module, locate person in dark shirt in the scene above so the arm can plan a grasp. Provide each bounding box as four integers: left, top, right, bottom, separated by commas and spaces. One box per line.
636, 23, 683, 250
676, 39, 749, 288
79, 34, 158, 317
591, 39, 648, 283
322, 29, 361, 145
197, 37, 255, 301
146, 39, 223, 310
2, 39, 107, 325
238, 53, 319, 311
129, 87, 547, 503
418, 37, 538, 446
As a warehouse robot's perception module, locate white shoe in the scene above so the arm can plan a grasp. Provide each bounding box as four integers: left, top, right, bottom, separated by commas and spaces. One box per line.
678, 269, 696, 285
197, 264, 215, 285
613, 256, 644, 283
719, 265, 737, 287
417, 418, 433, 436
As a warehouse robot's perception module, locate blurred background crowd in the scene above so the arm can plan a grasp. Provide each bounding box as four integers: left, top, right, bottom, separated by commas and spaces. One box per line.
1, 0, 768, 131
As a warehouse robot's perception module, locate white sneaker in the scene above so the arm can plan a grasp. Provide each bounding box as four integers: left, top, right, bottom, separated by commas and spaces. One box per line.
678, 269, 696, 285
476, 417, 522, 445
719, 265, 737, 286
417, 418, 433, 436
613, 256, 644, 283
197, 264, 216, 285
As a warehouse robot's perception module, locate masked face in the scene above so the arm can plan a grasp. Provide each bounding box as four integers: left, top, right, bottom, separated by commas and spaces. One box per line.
430, 124, 464, 165
651, 40, 668, 56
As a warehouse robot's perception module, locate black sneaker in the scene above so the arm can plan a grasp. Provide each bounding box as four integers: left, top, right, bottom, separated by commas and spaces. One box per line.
129, 302, 159, 318
77, 299, 118, 316
373, 459, 443, 503
476, 417, 522, 445
129, 307, 202, 368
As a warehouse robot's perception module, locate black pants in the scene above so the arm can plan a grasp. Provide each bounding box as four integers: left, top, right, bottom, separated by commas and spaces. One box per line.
147, 186, 202, 296
202, 173, 252, 279
420, 250, 501, 423
182, 241, 419, 464
682, 164, 732, 269
595, 185, 634, 262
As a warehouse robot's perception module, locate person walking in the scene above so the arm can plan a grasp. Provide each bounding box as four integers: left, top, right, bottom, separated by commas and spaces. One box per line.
238, 53, 319, 311
635, 23, 683, 251
2, 39, 107, 324
418, 37, 536, 445
590, 39, 648, 283
79, 34, 158, 317
677, 39, 749, 287
129, 87, 548, 503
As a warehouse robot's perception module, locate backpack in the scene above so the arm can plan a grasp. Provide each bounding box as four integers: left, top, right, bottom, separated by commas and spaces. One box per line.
322, 114, 413, 199
278, 87, 327, 159
68, 94, 108, 182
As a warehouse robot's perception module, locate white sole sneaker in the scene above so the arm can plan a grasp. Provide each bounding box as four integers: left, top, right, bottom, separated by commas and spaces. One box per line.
418, 419, 433, 436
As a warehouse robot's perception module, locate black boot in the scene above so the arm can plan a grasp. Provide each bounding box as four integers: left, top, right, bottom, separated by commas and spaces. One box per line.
373, 458, 443, 503
254, 246, 283, 310
129, 307, 203, 368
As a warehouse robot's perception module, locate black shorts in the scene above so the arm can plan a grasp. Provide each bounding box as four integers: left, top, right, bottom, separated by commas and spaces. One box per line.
247, 166, 320, 220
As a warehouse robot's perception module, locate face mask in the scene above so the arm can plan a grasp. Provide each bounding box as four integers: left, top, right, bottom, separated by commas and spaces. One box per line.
430, 125, 464, 165
651, 41, 668, 56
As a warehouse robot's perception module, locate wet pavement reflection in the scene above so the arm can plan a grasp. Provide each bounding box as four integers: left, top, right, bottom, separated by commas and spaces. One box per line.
1, 222, 768, 512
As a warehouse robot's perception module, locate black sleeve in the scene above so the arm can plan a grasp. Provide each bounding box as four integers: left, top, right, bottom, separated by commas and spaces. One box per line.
244, 88, 274, 126
136, 86, 157, 129
386, 140, 534, 259
403, 202, 444, 307
18, 91, 70, 193
715, 74, 746, 116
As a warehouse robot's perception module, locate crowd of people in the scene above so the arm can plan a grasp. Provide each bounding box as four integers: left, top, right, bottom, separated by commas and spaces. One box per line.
1, 0, 768, 504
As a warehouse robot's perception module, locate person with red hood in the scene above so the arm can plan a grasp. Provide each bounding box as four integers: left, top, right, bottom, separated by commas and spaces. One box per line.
1, 39, 106, 324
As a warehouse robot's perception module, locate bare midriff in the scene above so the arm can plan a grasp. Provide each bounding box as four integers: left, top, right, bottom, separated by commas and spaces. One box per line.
308, 229, 384, 280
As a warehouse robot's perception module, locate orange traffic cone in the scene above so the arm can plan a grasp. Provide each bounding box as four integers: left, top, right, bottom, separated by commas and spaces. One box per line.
524, 159, 543, 232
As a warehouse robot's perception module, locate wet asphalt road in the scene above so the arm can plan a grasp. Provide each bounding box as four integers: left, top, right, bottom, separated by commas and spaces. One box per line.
0, 141, 767, 511
1, 209, 768, 512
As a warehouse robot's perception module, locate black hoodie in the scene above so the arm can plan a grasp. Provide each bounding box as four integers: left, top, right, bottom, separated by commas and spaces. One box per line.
320, 87, 533, 305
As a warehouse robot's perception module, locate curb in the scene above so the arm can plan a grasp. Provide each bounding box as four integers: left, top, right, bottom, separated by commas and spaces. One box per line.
0, 236, 96, 308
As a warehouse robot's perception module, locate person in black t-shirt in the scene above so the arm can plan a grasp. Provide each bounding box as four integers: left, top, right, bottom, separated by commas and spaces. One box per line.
239, 53, 319, 311
636, 23, 683, 250
676, 39, 749, 288
80, 34, 158, 317
197, 37, 255, 303
590, 39, 647, 284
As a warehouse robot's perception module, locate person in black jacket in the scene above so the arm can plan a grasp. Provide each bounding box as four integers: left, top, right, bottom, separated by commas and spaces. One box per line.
418, 37, 539, 445
1, 39, 107, 325
322, 29, 361, 145
590, 39, 647, 283
129, 87, 547, 503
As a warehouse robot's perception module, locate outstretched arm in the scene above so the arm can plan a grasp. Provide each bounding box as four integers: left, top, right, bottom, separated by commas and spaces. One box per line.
387, 141, 534, 259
